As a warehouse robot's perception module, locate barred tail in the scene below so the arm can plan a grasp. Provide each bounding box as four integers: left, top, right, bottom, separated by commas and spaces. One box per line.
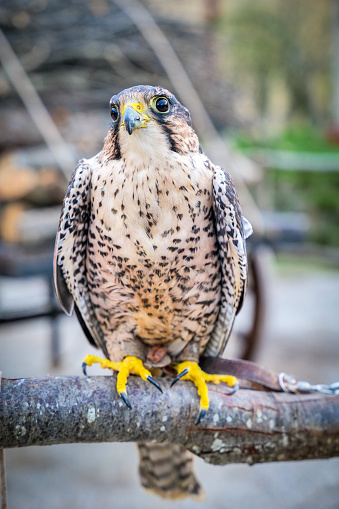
137, 442, 204, 500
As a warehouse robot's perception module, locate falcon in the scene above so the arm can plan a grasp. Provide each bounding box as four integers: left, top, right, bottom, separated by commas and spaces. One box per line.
54, 85, 252, 499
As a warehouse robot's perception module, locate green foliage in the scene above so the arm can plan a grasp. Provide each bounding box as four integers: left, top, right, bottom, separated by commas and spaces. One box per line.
235, 125, 339, 153
234, 125, 339, 246
218, 0, 330, 122
269, 171, 339, 246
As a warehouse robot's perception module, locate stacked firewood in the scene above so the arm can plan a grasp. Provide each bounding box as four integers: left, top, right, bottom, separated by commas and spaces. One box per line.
0, 149, 66, 244
0, 1, 235, 246
0, 0, 234, 151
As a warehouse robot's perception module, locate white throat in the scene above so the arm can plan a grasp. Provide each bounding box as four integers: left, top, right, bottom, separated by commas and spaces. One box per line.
119, 121, 171, 169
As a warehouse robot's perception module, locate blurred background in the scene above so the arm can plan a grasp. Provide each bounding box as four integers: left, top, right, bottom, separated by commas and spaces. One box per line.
0, 0, 338, 508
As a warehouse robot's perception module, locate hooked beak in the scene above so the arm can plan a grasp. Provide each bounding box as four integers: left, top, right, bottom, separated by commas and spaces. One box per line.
123, 105, 145, 135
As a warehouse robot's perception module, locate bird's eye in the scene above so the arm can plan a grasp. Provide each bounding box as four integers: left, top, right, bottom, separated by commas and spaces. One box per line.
110, 104, 119, 122
154, 97, 169, 113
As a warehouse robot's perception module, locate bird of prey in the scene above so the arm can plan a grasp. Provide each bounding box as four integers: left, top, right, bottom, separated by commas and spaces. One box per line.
54, 85, 252, 499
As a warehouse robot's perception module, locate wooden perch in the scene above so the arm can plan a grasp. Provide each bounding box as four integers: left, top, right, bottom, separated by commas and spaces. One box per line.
1, 375, 339, 465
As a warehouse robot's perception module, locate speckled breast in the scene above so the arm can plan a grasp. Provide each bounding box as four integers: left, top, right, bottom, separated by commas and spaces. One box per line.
86, 159, 221, 355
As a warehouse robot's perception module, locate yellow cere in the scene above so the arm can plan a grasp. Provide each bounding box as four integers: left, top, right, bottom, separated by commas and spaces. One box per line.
120, 102, 152, 129
122, 102, 144, 114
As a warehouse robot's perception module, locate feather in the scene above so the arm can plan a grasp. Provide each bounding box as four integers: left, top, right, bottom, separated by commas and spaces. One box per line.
204, 165, 251, 357
53, 158, 108, 357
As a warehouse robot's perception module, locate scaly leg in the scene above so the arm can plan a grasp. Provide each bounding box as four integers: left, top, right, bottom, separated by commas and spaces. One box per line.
82, 354, 162, 408
171, 361, 238, 424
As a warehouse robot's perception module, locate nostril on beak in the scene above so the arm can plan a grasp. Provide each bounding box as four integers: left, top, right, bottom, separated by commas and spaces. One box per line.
124, 106, 145, 135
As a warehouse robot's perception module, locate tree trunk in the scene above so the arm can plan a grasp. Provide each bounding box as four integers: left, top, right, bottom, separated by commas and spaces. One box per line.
1, 375, 338, 465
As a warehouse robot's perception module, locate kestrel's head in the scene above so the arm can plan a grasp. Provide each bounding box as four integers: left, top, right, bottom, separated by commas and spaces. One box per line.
103, 85, 200, 163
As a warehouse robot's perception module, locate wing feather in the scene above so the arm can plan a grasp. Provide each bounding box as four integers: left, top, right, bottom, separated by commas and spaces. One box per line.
53, 159, 108, 356
204, 165, 252, 357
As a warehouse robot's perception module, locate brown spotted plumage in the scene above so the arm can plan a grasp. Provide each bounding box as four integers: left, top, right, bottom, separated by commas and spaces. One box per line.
54, 85, 252, 499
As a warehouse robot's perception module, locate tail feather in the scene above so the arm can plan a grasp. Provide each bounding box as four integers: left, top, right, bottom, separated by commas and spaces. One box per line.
137, 442, 204, 500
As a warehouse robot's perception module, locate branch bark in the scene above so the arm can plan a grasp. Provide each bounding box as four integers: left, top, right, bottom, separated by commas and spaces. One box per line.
1, 375, 339, 465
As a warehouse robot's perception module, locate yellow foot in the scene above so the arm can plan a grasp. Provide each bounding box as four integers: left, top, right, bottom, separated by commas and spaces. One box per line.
82, 354, 162, 408
171, 361, 239, 424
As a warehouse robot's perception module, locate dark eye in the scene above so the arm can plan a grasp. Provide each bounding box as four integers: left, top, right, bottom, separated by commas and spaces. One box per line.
110, 104, 119, 122
155, 97, 169, 113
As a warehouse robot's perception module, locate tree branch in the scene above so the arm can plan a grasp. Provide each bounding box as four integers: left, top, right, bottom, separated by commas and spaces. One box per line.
1, 375, 338, 465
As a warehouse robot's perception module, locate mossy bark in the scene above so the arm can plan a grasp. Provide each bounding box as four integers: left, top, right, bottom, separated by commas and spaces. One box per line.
1, 375, 339, 465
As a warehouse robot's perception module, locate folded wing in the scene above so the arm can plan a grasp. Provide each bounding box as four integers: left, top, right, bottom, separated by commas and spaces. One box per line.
205, 165, 252, 357
53, 159, 108, 356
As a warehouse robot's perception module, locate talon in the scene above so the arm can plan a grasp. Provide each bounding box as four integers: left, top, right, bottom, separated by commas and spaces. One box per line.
170, 368, 189, 387
196, 408, 206, 425
81, 354, 161, 408
226, 382, 239, 396
172, 361, 238, 419
147, 375, 163, 393
120, 392, 132, 409
82, 362, 88, 376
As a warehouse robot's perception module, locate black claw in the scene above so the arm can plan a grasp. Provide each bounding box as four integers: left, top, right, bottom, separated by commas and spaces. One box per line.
82, 362, 88, 376
120, 392, 132, 410
196, 409, 206, 425
226, 383, 239, 396
147, 376, 163, 393
170, 368, 189, 387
